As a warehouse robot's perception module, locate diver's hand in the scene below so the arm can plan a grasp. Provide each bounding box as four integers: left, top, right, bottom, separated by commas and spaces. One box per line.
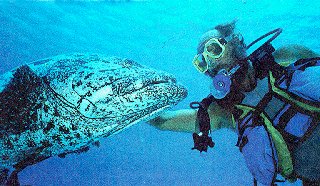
191, 132, 215, 152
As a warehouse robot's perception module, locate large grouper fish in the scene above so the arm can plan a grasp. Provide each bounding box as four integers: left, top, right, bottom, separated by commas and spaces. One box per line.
0, 53, 187, 185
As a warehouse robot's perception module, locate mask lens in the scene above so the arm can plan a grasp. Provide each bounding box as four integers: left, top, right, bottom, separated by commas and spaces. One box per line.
192, 54, 208, 73
207, 42, 222, 56
204, 38, 225, 59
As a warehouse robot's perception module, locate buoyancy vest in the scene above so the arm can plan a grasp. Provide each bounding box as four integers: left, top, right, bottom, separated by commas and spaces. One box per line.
233, 58, 320, 185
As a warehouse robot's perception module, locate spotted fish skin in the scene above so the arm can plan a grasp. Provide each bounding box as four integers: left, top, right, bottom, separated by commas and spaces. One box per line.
0, 53, 187, 174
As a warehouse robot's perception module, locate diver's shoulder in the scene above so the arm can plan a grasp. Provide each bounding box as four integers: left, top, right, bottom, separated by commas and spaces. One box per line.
273, 44, 319, 65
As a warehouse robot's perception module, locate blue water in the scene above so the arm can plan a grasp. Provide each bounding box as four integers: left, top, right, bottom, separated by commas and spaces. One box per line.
1, 1, 320, 185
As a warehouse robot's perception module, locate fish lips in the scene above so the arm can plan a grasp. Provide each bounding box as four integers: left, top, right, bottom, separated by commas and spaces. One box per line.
107, 74, 188, 116
77, 73, 188, 119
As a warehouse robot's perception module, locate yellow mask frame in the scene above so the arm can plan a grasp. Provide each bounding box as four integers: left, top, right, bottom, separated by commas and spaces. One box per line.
193, 38, 227, 73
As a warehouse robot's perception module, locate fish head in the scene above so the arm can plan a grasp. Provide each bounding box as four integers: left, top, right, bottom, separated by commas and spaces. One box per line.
31, 54, 187, 132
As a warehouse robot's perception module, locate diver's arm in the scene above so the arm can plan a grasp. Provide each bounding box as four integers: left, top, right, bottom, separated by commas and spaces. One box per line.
274, 44, 319, 65
206, 102, 235, 131
148, 102, 235, 133
148, 109, 198, 133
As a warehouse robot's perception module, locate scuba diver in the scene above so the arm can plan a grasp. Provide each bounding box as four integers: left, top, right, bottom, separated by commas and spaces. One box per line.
148, 21, 320, 186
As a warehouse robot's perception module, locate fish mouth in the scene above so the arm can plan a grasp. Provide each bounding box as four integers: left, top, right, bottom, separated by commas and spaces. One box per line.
131, 74, 187, 111
102, 74, 187, 134
73, 70, 187, 120
102, 73, 187, 119
132, 74, 187, 103
112, 72, 187, 102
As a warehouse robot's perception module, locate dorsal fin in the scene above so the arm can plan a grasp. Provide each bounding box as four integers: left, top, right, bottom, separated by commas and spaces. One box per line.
0, 65, 45, 134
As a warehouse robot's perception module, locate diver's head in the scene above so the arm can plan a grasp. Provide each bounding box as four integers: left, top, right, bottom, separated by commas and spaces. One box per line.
193, 21, 256, 97
193, 20, 247, 75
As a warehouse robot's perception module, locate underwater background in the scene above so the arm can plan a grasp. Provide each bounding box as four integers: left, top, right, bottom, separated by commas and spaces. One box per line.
1, 0, 319, 185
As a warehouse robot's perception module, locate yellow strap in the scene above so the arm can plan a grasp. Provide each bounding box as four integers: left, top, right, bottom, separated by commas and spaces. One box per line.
269, 71, 320, 113
235, 104, 293, 177
260, 113, 293, 177
231, 114, 236, 129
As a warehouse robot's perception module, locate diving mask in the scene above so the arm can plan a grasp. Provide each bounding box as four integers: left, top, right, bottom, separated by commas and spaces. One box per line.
192, 38, 227, 73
